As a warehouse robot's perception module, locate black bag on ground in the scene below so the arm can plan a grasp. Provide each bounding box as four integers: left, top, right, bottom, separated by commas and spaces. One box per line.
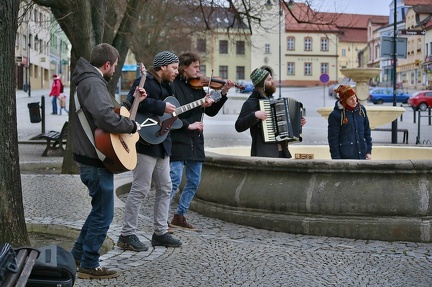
26, 245, 76, 287
0, 243, 18, 285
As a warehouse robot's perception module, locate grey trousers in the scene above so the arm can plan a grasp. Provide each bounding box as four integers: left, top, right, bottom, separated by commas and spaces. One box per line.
121, 153, 171, 236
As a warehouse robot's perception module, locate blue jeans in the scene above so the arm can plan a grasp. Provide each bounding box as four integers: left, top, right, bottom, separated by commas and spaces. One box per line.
170, 161, 202, 216
51, 96, 58, 114
71, 164, 114, 269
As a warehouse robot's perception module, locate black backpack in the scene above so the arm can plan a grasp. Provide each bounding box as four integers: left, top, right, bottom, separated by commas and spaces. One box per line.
27, 245, 76, 287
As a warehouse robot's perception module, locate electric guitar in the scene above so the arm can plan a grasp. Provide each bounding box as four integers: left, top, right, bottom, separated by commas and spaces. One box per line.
136, 92, 222, 145
94, 63, 146, 174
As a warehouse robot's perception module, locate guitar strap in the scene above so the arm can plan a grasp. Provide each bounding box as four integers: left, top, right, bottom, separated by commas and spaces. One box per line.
74, 90, 106, 162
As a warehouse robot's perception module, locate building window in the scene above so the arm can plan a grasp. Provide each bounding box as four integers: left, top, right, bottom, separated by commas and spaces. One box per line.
304, 63, 312, 75
426, 43, 429, 56
287, 62, 295, 75
35, 36, 39, 51
236, 41, 245, 55
342, 48, 346, 57
287, 37, 295, 51
219, 40, 228, 54
320, 37, 328, 51
321, 63, 328, 74
197, 39, 206, 53
264, 44, 271, 54
200, 65, 206, 76
236, 66, 245, 80
219, 65, 228, 79
304, 37, 312, 51
16, 33, 19, 47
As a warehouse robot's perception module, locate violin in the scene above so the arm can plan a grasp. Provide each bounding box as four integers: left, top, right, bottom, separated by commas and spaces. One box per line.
188, 75, 245, 91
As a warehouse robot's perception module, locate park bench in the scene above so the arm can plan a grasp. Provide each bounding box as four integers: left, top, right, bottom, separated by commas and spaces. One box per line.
40, 121, 68, 156
1, 247, 40, 287
373, 127, 408, 144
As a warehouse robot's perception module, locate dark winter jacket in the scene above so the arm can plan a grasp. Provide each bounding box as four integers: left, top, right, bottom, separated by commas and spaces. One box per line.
126, 67, 172, 158
71, 57, 137, 167
327, 100, 372, 159
235, 89, 291, 158
169, 76, 228, 162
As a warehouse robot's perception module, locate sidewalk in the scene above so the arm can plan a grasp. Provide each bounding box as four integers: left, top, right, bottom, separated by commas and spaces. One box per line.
17, 88, 432, 286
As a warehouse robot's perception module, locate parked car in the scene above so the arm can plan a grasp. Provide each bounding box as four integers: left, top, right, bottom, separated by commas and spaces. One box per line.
368, 88, 410, 104
329, 77, 356, 98
237, 80, 254, 93
408, 90, 432, 111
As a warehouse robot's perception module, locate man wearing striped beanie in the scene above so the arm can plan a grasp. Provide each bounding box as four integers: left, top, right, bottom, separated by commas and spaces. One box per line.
118, 50, 182, 251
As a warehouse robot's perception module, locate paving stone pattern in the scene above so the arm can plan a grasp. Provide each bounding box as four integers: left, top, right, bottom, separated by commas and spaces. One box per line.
17, 89, 432, 286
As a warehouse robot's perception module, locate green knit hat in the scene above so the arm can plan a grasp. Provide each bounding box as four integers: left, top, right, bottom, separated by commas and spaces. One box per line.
250, 68, 269, 88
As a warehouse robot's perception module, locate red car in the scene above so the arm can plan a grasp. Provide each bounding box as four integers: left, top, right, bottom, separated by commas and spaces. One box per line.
408, 90, 432, 111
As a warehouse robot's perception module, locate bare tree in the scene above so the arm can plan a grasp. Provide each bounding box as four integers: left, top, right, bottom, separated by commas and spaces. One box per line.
32, 0, 147, 174
0, 0, 30, 246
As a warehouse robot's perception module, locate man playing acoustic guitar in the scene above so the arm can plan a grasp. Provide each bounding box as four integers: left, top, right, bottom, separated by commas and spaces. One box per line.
71, 43, 147, 279
117, 51, 182, 251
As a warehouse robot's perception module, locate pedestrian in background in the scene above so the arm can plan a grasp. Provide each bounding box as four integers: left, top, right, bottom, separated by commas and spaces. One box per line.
327, 85, 372, 160
49, 74, 62, 114
58, 93, 68, 115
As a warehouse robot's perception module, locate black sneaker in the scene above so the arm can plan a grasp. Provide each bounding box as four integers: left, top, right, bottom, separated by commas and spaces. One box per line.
78, 266, 118, 279
151, 233, 182, 247
117, 234, 149, 252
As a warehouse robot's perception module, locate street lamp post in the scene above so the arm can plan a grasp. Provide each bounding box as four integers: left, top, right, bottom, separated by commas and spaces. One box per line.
265, 0, 294, 99
26, 20, 31, 98
59, 40, 62, 76
27, 40, 31, 97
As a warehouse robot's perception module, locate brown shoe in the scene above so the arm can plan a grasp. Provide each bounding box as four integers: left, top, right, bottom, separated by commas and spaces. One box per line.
170, 214, 198, 231
78, 266, 119, 279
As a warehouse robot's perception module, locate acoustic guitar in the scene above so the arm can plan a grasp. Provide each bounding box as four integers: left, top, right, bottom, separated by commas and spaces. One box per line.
94, 63, 146, 174
136, 92, 222, 145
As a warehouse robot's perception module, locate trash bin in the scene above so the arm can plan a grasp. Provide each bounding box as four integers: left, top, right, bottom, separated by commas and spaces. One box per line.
23, 84, 28, 92
28, 102, 41, 123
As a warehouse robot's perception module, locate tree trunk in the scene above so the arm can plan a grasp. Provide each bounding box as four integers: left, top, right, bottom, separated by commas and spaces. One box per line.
0, 0, 30, 246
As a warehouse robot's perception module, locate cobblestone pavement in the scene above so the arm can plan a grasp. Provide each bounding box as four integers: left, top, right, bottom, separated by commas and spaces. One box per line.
18, 89, 432, 286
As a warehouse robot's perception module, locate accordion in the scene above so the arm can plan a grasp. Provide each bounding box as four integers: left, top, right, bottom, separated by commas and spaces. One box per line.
259, 97, 303, 143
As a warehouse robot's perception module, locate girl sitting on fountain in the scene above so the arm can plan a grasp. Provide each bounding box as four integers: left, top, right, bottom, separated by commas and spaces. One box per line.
328, 85, 372, 160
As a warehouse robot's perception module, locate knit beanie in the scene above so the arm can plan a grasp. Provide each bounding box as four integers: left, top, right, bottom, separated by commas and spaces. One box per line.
153, 51, 179, 68
335, 85, 361, 124
250, 68, 269, 88
335, 85, 356, 105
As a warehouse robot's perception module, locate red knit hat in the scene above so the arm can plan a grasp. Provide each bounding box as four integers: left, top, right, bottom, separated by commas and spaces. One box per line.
335, 85, 356, 103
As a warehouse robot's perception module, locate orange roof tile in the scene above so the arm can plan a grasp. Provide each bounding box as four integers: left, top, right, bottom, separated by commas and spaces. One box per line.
404, 0, 432, 5
284, 2, 387, 42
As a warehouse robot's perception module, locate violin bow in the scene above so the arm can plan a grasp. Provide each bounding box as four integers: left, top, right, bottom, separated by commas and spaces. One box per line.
200, 70, 213, 137
201, 69, 214, 122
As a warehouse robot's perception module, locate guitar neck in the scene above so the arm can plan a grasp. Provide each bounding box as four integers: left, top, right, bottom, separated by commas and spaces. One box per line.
129, 69, 147, 120
173, 97, 207, 117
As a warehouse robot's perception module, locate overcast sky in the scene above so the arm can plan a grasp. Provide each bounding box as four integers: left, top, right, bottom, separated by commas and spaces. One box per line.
308, 0, 391, 16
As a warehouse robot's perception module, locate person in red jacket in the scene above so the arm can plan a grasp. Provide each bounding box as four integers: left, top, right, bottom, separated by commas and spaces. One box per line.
49, 74, 62, 114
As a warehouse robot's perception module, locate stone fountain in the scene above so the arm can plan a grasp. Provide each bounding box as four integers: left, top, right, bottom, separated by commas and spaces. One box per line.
317, 68, 405, 129
119, 68, 432, 243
